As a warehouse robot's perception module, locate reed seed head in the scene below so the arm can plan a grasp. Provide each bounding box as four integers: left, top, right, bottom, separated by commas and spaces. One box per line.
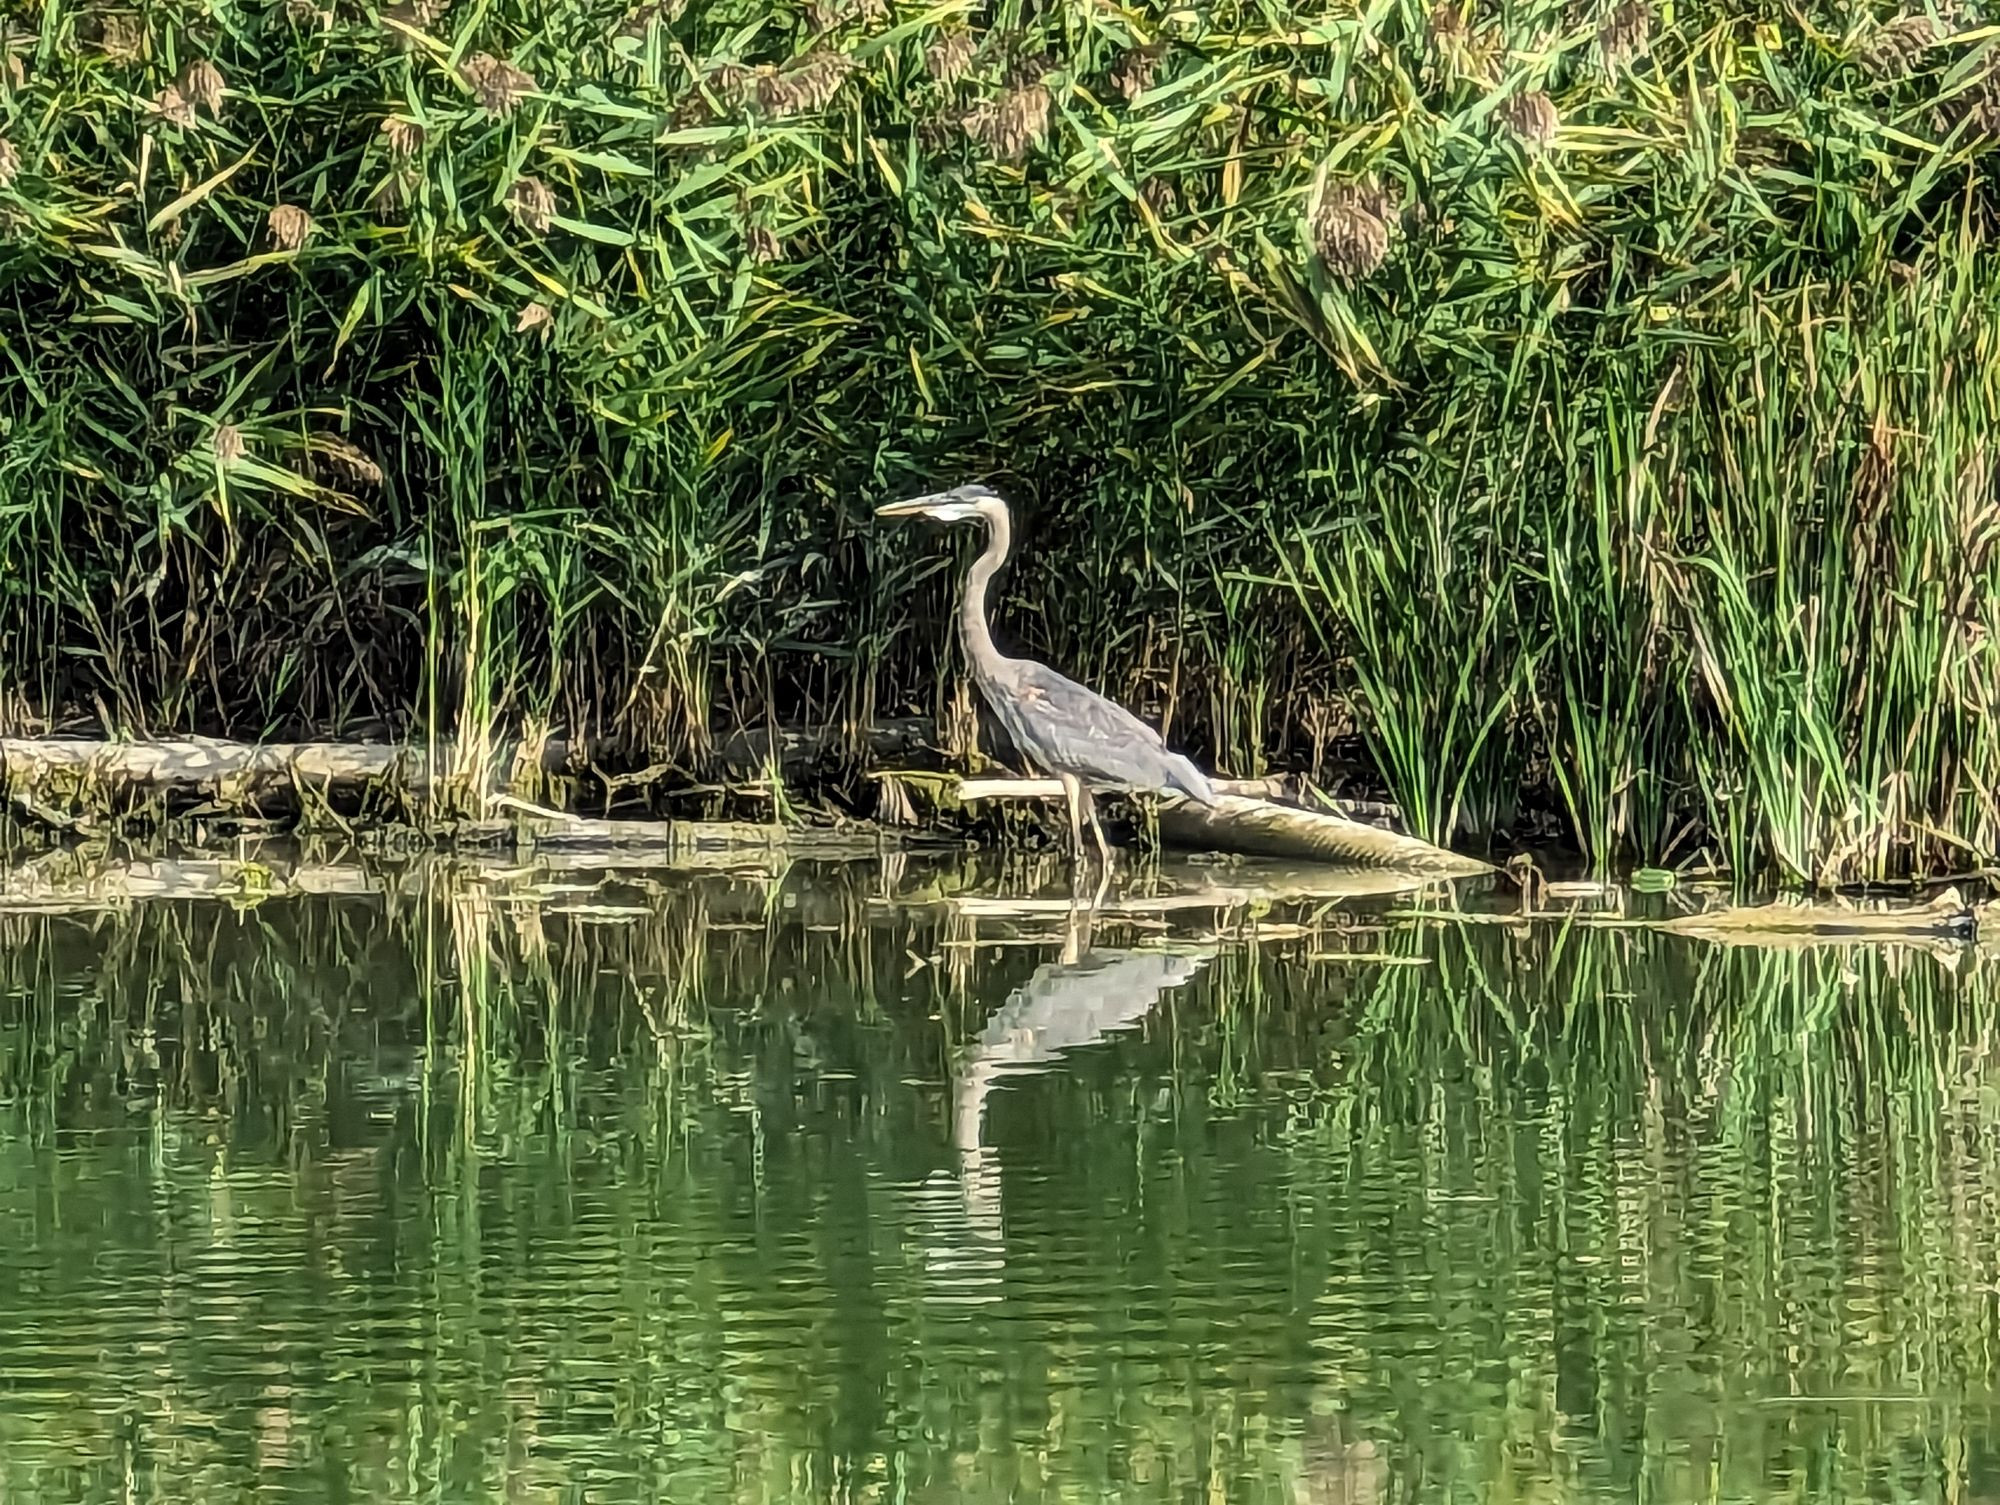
153, 84, 195, 128
212, 424, 245, 466
180, 59, 225, 114
1498, 88, 1559, 149
751, 63, 787, 114
706, 61, 753, 106
1110, 40, 1166, 101
267, 203, 314, 250
1857, 14, 1939, 80
1311, 174, 1396, 281
460, 53, 537, 117
1933, 61, 2000, 139
756, 49, 855, 117
962, 81, 1050, 161
313, 435, 383, 488
924, 28, 977, 86
1005, 48, 1056, 89
1972, 69, 2000, 135
674, 62, 747, 126
515, 301, 553, 340
506, 176, 556, 235
0, 136, 17, 189
1596, 0, 1652, 72
380, 116, 425, 156
92, 12, 145, 62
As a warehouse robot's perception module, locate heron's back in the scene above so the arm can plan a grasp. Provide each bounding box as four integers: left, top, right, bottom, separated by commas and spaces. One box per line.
975, 658, 1216, 803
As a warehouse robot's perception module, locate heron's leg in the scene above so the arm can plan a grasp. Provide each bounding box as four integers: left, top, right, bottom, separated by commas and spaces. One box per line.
1080, 787, 1115, 868
1057, 772, 1087, 865
1060, 898, 1088, 963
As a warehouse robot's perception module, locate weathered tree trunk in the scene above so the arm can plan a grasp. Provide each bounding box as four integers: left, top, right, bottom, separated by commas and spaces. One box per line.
1155, 793, 1493, 874
0, 720, 940, 805
0, 737, 569, 796
951, 777, 1492, 875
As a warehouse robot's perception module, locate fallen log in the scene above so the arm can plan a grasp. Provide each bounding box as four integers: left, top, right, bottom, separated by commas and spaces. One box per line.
1653, 886, 1981, 945
0, 721, 942, 808
1156, 794, 1493, 874
0, 736, 571, 798
950, 774, 1407, 828
945, 776, 1492, 876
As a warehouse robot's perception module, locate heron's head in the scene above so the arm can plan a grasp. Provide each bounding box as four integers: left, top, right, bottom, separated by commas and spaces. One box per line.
875, 482, 1005, 526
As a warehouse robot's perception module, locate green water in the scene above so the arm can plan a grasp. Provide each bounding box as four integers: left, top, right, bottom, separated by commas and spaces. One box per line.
2, 860, 1999, 1503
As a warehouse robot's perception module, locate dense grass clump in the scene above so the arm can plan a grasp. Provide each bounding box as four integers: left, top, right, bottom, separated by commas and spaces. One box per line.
1, 0, 1998, 879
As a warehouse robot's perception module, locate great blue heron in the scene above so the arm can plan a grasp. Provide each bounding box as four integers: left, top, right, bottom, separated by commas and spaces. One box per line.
876, 482, 1218, 864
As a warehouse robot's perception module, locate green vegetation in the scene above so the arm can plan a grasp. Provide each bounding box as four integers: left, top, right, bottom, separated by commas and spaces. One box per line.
2, 0, 1998, 880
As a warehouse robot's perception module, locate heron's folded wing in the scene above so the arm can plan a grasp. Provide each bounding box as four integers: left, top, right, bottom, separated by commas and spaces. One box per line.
1010, 662, 1178, 786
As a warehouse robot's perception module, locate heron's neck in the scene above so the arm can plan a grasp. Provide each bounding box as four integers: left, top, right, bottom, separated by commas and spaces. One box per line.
959, 509, 1012, 674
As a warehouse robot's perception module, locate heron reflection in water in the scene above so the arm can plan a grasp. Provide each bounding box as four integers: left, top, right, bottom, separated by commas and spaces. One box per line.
951, 937, 1208, 1162
876, 483, 1218, 878
906, 903, 1210, 1303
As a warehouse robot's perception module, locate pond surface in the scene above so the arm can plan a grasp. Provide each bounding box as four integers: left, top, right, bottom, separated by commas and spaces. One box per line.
2, 853, 1999, 1503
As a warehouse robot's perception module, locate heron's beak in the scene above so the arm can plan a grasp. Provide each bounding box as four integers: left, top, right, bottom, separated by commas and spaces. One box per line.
875, 493, 949, 518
